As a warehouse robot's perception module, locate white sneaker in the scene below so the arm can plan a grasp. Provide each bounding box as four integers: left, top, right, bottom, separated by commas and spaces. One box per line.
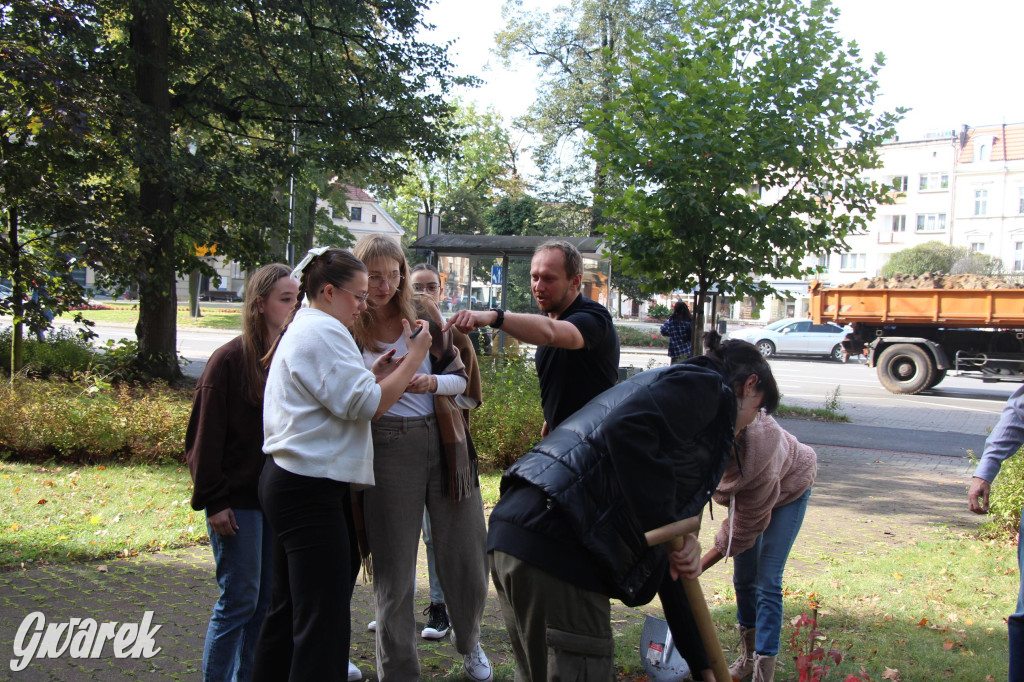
463, 642, 493, 682
348, 660, 363, 681
367, 620, 377, 632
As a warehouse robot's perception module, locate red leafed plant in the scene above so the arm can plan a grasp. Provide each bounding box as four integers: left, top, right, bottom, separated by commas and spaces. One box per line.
790, 612, 869, 682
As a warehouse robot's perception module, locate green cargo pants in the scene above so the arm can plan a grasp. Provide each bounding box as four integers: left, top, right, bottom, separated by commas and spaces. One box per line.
490, 550, 615, 682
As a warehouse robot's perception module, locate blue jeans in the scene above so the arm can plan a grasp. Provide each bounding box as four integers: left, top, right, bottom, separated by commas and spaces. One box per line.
1009, 507, 1024, 682
733, 487, 812, 657
422, 508, 446, 604
203, 508, 273, 682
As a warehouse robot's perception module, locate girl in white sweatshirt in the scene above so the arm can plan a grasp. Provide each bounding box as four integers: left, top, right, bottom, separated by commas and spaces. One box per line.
252, 247, 431, 682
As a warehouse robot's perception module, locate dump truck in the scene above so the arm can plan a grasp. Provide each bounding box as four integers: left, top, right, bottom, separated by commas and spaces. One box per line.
809, 280, 1024, 394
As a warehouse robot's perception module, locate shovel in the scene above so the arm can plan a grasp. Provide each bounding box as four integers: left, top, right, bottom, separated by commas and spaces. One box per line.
643, 521, 732, 682
640, 614, 691, 682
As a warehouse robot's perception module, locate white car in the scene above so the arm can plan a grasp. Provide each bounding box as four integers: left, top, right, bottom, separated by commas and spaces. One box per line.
727, 317, 851, 361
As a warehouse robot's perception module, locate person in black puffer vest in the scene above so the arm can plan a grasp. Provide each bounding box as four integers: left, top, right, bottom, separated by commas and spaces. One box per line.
488, 333, 780, 682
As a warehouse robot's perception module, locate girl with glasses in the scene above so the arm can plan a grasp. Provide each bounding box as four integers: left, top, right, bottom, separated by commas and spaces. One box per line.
252, 248, 430, 682
401, 263, 484, 642
351, 236, 492, 682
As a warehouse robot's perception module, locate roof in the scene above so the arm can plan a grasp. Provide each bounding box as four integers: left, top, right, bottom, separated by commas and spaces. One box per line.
409, 234, 607, 258
958, 122, 1024, 163
340, 184, 376, 202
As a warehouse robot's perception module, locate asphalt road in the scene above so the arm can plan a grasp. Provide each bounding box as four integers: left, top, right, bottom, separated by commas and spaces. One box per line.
45, 319, 1016, 458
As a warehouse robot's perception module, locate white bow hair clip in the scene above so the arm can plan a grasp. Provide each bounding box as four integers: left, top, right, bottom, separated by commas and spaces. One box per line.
291, 246, 330, 280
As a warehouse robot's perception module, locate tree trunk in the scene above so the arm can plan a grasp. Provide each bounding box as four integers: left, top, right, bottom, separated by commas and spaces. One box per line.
131, 0, 180, 381
692, 288, 707, 358
5, 208, 24, 375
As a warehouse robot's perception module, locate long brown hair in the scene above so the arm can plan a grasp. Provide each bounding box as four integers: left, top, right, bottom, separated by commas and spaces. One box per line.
261, 248, 367, 368
241, 263, 292, 406
350, 234, 416, 353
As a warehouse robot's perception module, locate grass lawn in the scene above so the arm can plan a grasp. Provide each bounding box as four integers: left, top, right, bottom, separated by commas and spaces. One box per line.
61, 304, 243, 330
0, 460, 204, 569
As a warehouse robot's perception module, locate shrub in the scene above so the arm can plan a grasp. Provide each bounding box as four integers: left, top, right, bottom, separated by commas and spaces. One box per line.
615, 325, 670, 349
0, 327, 95, 378
648, 303, 671, 320
472, 356, 544, 471
0, 379, 190, 464
978, 445, 1024, 537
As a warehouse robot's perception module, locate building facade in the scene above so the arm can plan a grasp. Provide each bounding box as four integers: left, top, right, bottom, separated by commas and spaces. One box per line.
738, 122, 1024, 323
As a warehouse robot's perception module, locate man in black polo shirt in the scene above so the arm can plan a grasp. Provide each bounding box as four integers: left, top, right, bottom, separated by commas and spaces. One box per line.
444, 240, 619, 435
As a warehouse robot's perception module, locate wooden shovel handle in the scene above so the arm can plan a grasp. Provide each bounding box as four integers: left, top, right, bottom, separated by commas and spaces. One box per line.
669, 536, 731, 682
681, 576, 731, 682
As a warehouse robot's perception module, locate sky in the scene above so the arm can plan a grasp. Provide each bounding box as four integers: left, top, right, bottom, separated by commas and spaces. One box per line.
421, 0, 1024, 162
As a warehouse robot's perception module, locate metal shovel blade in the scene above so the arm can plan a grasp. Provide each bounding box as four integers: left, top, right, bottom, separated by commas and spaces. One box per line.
640, 614, 692, 682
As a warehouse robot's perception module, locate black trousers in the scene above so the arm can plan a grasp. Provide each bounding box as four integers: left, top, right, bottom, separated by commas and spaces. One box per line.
253, 458, 360, 682
659, 568, 711, 676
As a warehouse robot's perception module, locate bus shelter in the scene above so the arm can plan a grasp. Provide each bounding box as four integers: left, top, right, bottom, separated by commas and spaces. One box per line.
409, 235, 611, 354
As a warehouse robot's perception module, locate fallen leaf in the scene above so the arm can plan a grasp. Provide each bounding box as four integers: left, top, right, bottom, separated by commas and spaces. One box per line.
36, 499, 47, 505
96, 565, 107, 573
893, 572, 903, 579
942, 639, 955, 651
882, 667, 901, 680
917, 617, 929, 627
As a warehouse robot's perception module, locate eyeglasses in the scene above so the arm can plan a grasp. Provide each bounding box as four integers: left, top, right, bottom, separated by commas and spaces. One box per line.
322, 285, 369, 303
339, 287, 369, 304
368, 273, 403, 289
412, 283, 440, 294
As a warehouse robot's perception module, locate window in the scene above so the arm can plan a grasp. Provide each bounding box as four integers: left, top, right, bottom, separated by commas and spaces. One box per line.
919, 172, 949, 191
840, 253, 866, 270
816, 253, 830, 269
916, 213, 947, 232
891, 176, 908, 192
1019, 188, 1024, 214
350, 206, 362, 221
974, 136, 995, 162
371, 214, 377, 223
974, 189, 988, 216
1015, 242, 1024, 271
782, 321, 812, 333
970, 242, 985, 252
891, 215, 906, 232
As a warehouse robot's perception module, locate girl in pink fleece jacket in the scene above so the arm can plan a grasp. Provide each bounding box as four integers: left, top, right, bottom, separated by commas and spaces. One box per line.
700, 411, 817, 682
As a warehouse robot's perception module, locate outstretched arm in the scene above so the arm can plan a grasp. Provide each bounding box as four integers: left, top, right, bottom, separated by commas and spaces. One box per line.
444, 309, 584, 349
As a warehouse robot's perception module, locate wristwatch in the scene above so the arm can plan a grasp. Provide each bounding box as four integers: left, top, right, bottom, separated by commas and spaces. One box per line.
489, 308, 505, 329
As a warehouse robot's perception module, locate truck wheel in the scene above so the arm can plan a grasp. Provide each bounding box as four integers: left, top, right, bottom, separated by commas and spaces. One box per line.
756, 340, 775, 358
926, 368, 947, 389
830, 344, 844, 362
877, 344, 934, 395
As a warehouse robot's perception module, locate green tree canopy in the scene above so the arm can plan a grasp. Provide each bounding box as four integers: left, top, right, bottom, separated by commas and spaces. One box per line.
586, 0, 901, 352
881, 241, 1004, 277
0, 1, 127, 370
496, 0, 675, 231
73, 0, 463, 379
379, 100, 521, 236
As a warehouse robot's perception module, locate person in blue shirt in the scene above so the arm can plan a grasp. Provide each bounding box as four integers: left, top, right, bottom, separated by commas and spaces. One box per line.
968, 383, 1024, 681
660, 301, 694, 364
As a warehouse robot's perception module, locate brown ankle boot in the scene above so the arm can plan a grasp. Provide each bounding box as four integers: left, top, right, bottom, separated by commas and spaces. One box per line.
751, 653, 777, 682
728, 625, 756, 680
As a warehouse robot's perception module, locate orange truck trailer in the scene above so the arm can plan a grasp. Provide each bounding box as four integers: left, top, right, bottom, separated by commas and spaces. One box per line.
809, 281, 1024, 394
